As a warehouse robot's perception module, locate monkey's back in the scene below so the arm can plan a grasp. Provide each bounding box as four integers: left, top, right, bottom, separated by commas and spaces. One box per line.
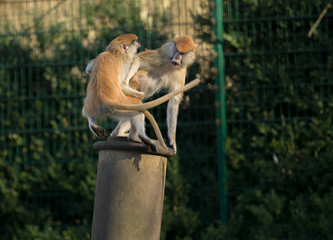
137, 50, 164, 70
82, 51, 141, 119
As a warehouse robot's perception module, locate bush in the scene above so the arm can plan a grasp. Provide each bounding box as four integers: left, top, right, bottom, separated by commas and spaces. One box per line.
194, 0, 333, 239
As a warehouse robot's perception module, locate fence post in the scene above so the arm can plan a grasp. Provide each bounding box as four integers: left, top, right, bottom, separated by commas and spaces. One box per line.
91, 137, 168, 240
213, 0, 228, 224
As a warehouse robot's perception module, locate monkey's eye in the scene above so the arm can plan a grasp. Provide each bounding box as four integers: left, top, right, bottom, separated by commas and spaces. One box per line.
178, 51, 185, 56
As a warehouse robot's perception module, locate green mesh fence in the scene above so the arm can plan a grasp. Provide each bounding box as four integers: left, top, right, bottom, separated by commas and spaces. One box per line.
221, 0, 333, 236
223, 1, 332, 170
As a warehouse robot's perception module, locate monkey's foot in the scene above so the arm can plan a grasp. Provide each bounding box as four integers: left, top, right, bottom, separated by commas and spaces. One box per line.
91, 124, 107, 140
128, 135, 144, 144
139, 136, 157, 152
140, 137, 175, 157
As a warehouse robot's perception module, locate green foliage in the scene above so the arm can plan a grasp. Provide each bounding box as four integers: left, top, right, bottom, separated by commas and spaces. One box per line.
194, 0, 333, 239
161, 156, 200, 240
201, 112, 333, 239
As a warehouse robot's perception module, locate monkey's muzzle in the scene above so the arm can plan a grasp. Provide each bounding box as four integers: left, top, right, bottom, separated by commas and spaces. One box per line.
171, 61, 181, 67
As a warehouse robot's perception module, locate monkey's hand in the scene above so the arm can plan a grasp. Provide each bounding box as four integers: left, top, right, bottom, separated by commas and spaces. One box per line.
134, 91, 145, 100
151, 142, 175, 157
121, 85, 145, 99
170, 140, 177, 155
165, 147, 176, 157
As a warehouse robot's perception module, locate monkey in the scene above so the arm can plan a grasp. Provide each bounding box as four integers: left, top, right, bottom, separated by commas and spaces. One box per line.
82, 33, 144, 143
82, 34, 169, 152
82, 34, 200, 156
115, 35, 197, 154
85, 35, 144, 100
85, 36, 196, 154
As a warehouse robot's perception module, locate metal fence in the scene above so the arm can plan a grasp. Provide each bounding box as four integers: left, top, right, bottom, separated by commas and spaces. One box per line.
1, 0, 332, 238
220, 0, 333, 234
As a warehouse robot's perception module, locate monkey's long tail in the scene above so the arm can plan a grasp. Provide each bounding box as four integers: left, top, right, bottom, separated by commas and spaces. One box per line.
142, 110, 168, 151
109, 78, 201, 111
113, 78, 201, 152
102, 78, 201, 153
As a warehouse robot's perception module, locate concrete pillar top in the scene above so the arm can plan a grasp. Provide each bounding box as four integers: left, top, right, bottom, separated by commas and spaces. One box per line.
93, 136, 172, 157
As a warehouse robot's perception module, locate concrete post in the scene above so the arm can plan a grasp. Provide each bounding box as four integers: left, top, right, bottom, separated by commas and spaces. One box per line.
91, 137, 168, 240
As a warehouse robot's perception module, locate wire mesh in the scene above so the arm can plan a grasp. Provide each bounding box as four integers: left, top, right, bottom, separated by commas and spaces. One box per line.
224, 0, 332, 157
223, 0, 333, 229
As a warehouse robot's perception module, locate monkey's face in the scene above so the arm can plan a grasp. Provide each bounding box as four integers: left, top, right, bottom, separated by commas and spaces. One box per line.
170, 36, 196, 68
170, 47, 183, 68
170, 44, 195, 69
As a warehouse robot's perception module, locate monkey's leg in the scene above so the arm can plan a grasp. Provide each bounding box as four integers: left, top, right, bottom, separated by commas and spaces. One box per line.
110, 119, 131, 137
111, 111, 143, 143
127, 113, 161, 153
88, 117, 107, 140
128, 113, 147, 144
127, 112, 160, 152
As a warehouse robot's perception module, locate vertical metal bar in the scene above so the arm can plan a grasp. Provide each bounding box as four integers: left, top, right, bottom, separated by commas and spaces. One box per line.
213, 0, 228, 223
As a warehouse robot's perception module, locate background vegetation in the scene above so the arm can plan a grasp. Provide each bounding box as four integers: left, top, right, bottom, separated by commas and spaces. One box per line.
0, 0, 332, 239
197, 0, 333, 239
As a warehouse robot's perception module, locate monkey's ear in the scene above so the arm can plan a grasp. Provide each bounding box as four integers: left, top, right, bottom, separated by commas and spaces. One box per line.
120, 44, 129, 52
173, 34, 179, 39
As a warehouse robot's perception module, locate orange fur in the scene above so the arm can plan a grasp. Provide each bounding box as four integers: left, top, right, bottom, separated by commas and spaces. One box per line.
82, 34, 141, 120
174, 36, 195, 53
106, 33, 138, 51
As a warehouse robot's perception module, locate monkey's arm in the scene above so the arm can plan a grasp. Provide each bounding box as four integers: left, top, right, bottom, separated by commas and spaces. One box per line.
165, 69, 187, 154
167, 93, 182, 153
124, 57, 141, 85
119, 57, 145, 99
85, 59, 95, 74
120, 84, 145, 99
